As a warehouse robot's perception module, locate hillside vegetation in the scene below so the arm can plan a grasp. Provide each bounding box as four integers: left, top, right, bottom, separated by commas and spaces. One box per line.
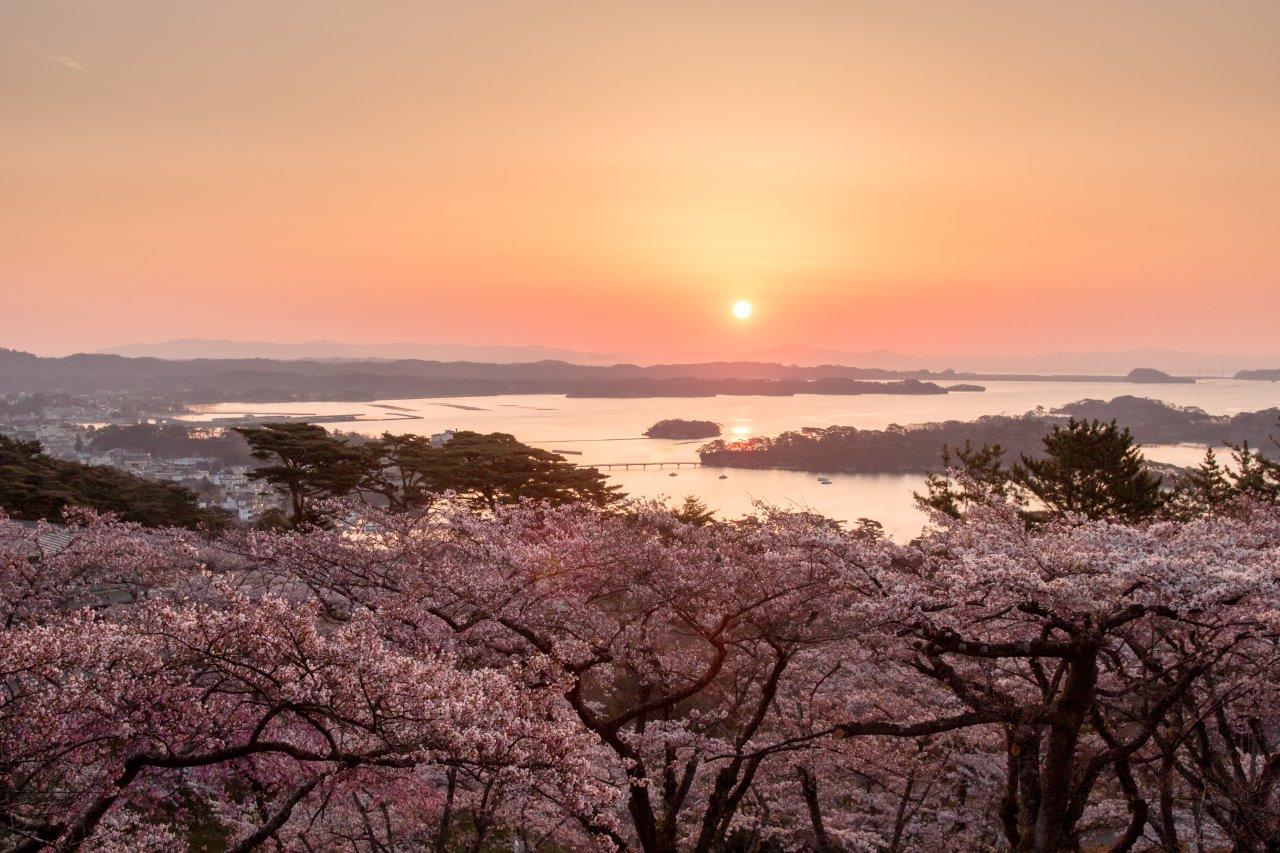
700, 396, 1280, 473
0, 435, 229, 528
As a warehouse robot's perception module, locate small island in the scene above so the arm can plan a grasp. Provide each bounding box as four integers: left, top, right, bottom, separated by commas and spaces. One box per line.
945, 383, 986, 392
1125, 367, 1195, 384
644, 419, 722, 439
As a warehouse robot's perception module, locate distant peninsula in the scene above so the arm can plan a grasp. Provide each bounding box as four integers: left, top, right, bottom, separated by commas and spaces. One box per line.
1237, 369, 1280, 381
644, 419, 721, 439
563, 378, 951, 398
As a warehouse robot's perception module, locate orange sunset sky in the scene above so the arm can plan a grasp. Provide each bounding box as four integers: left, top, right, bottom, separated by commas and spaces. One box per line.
3, 1, 1279, 359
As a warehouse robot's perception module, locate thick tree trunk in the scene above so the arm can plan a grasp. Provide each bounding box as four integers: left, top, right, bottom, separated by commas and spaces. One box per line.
1025, 651, 1098, 853
996, 649, 1102, 853
796, 765, 836, 852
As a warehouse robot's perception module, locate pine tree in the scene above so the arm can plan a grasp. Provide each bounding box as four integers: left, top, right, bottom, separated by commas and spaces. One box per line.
1169, 446, 1235, 517
234, 423, 365, 524
1013, 419, 1163, 522
672, 495, 716, 526
1228, 440, 1280, 503
411, 431, 622, 511
915, 441, 1016, 519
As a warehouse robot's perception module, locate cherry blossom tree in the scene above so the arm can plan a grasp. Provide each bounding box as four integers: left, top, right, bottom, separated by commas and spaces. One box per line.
0, 508, 191, 627
873, 499, 1280, 851
0, 511, 614, 851
6, 492, 1280, 851
235, 499, 905, 852
228, 495, 1280, 851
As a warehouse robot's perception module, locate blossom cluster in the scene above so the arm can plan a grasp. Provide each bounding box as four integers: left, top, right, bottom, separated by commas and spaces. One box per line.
3, 495, 1280, 851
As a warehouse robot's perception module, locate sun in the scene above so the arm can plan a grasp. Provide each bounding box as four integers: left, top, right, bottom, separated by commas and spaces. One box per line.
731, 299, 753, 320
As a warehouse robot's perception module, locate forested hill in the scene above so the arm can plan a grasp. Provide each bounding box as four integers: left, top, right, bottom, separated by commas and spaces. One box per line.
698, 396, 1280, 474
1053, 396, 1280, 444
0, 435, 229, 528
1, 348, 1190, 401
0, 350, 952, 400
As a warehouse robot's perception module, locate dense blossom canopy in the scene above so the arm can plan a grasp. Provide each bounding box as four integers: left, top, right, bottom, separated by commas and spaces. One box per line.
3, 492, 1280, 851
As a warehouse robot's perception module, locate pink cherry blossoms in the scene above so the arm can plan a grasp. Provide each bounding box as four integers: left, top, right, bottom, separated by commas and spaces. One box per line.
3, 495, 1280, 851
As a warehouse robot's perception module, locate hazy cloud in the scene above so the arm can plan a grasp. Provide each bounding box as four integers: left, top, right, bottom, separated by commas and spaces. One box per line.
47, 51, 164, 104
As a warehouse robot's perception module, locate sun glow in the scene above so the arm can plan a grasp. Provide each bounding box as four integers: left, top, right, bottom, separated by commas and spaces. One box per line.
731, 300, 753, 320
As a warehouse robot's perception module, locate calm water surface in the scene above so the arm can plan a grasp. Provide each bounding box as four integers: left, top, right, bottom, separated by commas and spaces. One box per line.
184, 379, 1280, 540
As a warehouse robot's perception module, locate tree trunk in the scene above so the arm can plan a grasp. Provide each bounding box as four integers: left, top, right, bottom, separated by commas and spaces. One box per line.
1026, 650, 1099, 852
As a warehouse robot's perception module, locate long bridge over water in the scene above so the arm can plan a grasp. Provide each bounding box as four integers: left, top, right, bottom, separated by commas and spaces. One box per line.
588, 460, 703, 470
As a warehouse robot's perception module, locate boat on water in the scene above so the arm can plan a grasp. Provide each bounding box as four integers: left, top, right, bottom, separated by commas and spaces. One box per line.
817, 477, 832, 485
718, 474, 728, 480
668, 471, 679, 477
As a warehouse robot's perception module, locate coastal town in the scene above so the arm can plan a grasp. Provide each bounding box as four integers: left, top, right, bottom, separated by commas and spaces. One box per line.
0, 393, 281, 521
0, 390, 460, 522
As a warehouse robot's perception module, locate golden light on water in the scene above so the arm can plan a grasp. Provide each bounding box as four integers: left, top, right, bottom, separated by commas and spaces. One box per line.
731, 300, 753, 320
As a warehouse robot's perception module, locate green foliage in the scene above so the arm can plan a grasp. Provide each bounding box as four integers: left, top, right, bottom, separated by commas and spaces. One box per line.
1167, 447, 1235, 519
915, 441, 1016, 518
0, 435, 228, 529
1227, 440, 1280, 503
404, 431, 622, 511
672, 495, 716, 526
1171, 434, 1280, 518
700, 414, 1051, 474
849, 517, 885, 540
644, 419, 721, 439
238, 426, 623, 523
90, 422, 252, 466
252, 507, 291, 530
358, 433, 440, 510
917, 421, 1168, 524
234, 423, 366, 524
1013, 419, 1164, 522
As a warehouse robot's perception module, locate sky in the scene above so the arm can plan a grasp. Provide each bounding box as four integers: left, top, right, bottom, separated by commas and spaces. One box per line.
3, 1, 1279, 359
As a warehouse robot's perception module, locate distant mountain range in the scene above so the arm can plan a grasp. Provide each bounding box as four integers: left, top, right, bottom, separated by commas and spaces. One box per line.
0, 349, 951, 402
94, 339, 1280, 376
96, 338, 631, 365
1, 346, 1251, 406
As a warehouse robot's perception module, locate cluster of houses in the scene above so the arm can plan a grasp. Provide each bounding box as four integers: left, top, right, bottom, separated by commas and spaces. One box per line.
95, 452, 279, 522
2, 419, 283, 523
3, 396, 463, 524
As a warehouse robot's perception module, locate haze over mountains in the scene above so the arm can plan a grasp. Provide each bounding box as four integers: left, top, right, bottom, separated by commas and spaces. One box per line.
97, 339, 629, 365
0, 348, 953, 401
96, 339, 1279, 376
